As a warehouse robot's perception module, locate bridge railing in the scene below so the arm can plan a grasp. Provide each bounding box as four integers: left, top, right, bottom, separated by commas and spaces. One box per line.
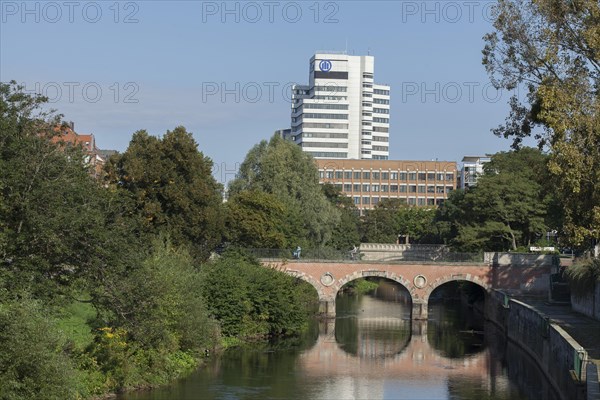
246, 248, 484, 263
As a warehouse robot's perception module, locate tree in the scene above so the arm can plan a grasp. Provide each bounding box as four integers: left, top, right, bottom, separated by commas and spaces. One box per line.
106, 127, 223, 260
228, 135, 340, 247
361, 199, 436, 244
321, 183, 361, 250
0, 81, 130, 301
225, 190, 288, 249
483, 0, 600, 247
436, 149, 550, 251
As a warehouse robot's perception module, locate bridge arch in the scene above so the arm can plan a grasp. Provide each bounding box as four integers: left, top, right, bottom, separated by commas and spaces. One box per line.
422, 274, 490, 303
334, 270, 413, 303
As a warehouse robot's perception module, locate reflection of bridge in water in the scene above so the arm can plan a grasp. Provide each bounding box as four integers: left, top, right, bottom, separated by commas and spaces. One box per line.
299, 319, 492, 381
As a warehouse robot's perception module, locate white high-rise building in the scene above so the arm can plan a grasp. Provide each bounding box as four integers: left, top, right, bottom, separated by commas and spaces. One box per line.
290, 52, 390, 160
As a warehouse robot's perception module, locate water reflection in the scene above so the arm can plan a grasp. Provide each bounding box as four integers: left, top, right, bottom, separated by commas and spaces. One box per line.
120, 284, 554, 400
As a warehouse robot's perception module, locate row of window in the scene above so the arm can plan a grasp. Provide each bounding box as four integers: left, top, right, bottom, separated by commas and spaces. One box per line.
320, 171, 455, 181
374, 98, 389, 104
302, 103, 348, 110
314, 85, 347, 93
352, 196, 445, 206
302, 132, 348, 139
372, 145, 389, 152
373, 89, 390, 95
335, 183, 454, 194
373, 117, 389, 123
372, 136, 389, 142
295, 122, 348, 131
307, 151, 348, 158
299, 113, 349, 120
302, 142, 348, 148
373, 108, 389, 114
373, 126, 389, 133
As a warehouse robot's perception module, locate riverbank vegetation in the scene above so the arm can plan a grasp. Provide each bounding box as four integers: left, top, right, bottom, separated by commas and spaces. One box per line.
0, 82, 317, 399
565, 259, 600, 298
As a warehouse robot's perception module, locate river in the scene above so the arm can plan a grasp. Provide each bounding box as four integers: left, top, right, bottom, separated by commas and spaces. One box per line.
121, 280, 557, 400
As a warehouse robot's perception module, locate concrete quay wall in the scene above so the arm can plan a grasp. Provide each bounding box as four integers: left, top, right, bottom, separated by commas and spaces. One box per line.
486, 290, 589, 400
571, 282, 600, 322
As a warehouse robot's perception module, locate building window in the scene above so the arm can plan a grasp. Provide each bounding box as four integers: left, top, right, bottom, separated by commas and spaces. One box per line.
372, 185, 380, 192
427, 173, 435, 180
418, 173, 427, 181
363, 172, 370, 179
390, 185, 399, 192
418, 198, 426, 206
354, 197, 360, 205
446, 173, 454, 181
437, 173, 445, 181
373, 117, 389, 123
400, 172, 407, 180
382, 172, 389, 180
353, 184, 361, 192
381, 185, 389, 192
326, 171, 334, 179
390, 172, 397, 180
362, 184, 370, 192
362, 197, 370, 205
437, 186, 445, 193
319, 171, 324, 178
372, 172, 380, 179
408, 198, 416, 205
418, 186, 426, 193
344, 184, 352, 192
372, 197, 380, 205
427, 185, 435, 193
427, 198, 435, 205
335, 171, 343, 179
408, 173, 417, 181
344, 171, 352, 179
354, 172, 361, 179
409, 185, 417, 193
446, 186, 454, 193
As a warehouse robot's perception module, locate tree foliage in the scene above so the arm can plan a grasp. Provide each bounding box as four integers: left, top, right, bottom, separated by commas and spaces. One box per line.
200, 251, 317, 338
321, 183, 361, 250
105, 127, 224, 259
483, 0, 600, 247
228, 135, 340, 247
224, 190, 287, 248
436, 148, 552, 251
361, 199, 437, 244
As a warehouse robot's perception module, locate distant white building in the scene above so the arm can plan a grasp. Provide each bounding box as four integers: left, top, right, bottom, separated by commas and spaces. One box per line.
289, 52, 390, 160
459, 156, 491, 189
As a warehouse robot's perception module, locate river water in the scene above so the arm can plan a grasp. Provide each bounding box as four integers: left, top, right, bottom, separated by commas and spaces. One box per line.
121, 281, 557, 400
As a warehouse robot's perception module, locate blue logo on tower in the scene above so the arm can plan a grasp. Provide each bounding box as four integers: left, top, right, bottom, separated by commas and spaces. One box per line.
319, 60, 332, 72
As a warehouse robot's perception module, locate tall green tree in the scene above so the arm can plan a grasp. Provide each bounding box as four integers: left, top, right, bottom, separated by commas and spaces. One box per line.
361, 199, 437, 244
228, 135, 340, 247
106, 127, 223, 259
483, 0, 600, 247
224, 190, 288, 248
321, 183, 361, 250
436, 149, 551, 251
0, 81, 130, 301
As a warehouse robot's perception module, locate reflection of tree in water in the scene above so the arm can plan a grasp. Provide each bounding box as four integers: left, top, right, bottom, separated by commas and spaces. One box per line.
427, 304, 485, 358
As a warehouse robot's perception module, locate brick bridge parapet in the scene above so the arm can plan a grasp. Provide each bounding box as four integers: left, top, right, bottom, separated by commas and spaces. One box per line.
264, 254, 554, 320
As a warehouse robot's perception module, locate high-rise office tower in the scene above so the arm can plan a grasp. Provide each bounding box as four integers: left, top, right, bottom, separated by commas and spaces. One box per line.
290, 52, 390, 160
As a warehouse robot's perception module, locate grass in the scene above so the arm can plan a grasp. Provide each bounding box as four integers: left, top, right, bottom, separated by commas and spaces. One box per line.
55, 300, 97, 350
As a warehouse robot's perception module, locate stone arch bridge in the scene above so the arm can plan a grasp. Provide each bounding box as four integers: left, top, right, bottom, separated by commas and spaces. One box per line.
264, 252, 555, 319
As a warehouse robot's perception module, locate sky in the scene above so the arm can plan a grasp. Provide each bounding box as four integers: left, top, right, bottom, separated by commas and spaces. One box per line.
0, 0, 531, 183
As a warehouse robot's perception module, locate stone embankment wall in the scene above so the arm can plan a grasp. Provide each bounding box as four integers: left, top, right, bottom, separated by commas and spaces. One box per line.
486, 290, 588, 400
571, 282, 600, 321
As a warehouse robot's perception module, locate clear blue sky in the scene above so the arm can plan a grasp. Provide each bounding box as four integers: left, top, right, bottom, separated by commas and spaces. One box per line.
1, 1, 529, 182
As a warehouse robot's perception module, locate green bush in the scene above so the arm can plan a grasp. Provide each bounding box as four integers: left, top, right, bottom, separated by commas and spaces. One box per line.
201, 251, 317, 339
0, 297, 82, 400
565, 258, 600, 297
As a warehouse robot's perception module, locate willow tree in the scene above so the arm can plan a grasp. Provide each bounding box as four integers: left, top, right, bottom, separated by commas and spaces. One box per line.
228, 135, 340, 247
483, 0, 600, 247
